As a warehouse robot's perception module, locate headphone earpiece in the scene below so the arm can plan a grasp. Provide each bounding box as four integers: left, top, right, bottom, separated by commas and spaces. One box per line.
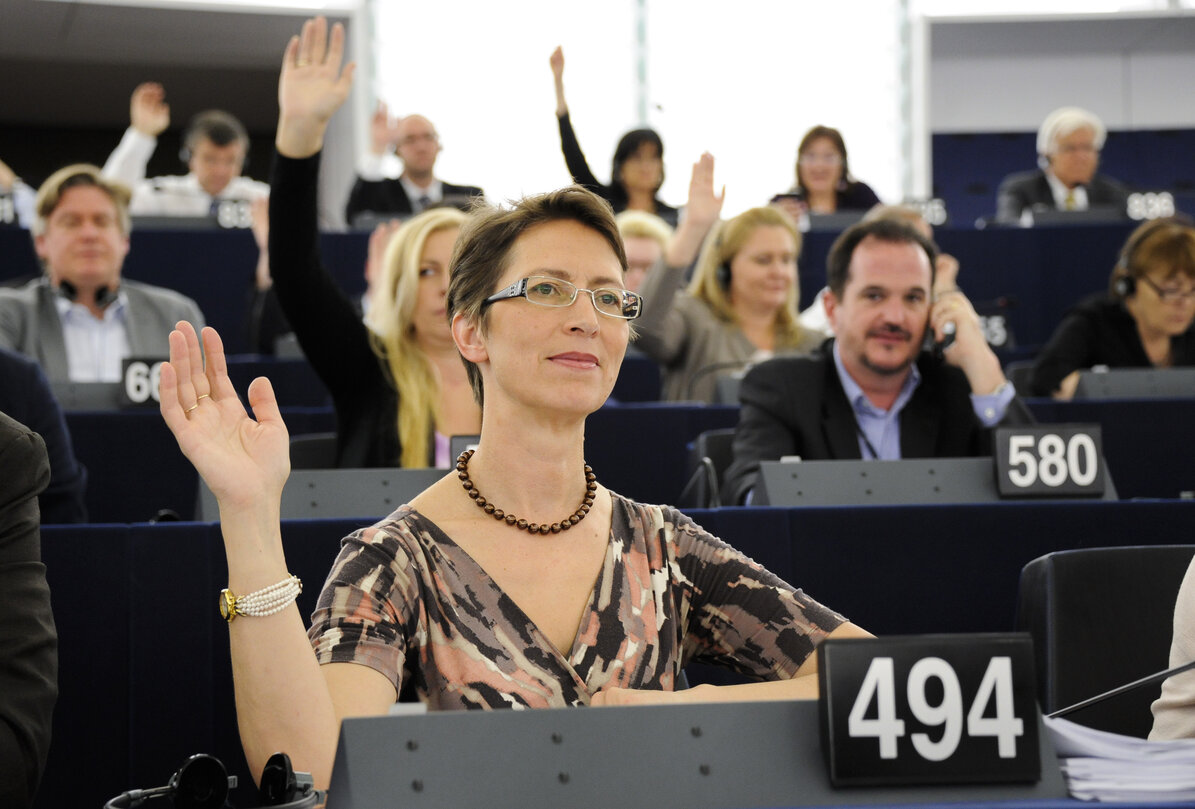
1114, 274, 1136, 298
715, 262, 731, 290
179, 146, 190, 163
59, 280, 118, 307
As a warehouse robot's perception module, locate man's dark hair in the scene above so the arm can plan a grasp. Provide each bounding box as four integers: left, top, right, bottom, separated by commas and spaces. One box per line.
183, 110, 249, 155
826, 218, 939, 298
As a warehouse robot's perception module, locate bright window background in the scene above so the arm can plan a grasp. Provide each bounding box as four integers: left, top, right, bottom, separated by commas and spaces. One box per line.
362, 0, 1191, 217
369, 0, 901, 217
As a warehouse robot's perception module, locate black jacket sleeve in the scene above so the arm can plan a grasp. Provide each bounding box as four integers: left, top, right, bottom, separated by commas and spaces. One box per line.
0, 412, 56, 809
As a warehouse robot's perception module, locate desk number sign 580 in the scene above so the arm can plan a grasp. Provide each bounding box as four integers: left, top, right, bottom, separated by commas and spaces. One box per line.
818, 635, 1041, 786
994, 425, 1106, 498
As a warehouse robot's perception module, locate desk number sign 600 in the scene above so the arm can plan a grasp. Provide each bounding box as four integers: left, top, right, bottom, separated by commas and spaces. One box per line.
818, 635, 1041, 786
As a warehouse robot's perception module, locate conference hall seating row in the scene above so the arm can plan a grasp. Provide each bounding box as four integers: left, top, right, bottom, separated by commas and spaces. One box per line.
36, 500, 1195, 808
0, 220, 1143, 355
65, 394, 1195, 524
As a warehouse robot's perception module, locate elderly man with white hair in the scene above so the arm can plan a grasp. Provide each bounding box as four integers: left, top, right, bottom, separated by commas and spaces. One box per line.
996, 106, 1129, 224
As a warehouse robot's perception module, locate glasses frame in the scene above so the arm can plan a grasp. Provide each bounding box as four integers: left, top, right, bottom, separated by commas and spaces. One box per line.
482, 275, 643, 320
1138, 274, 1195, 304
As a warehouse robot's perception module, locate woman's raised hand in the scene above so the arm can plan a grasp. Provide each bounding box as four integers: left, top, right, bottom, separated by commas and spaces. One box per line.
276, 16, 356, 159
686, 152, 725, 229
160, 322, 291, 514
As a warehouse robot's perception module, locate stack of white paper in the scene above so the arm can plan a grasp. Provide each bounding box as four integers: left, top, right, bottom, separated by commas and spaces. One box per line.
1045, 715, 1195, 802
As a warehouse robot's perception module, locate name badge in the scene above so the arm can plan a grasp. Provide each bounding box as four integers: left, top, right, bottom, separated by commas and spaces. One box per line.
121, 358, 164, 407
818, 634, 1041, 786
994, 424, 1106, 498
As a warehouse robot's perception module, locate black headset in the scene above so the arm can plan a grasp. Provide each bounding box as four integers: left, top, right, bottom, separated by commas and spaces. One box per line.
104, 752, 321, 809
1112, 214, 1195, 298
58, 279, 119, 308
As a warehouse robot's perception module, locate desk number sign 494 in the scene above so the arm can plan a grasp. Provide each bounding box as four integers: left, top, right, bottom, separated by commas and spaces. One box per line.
818, 634, 1041, 786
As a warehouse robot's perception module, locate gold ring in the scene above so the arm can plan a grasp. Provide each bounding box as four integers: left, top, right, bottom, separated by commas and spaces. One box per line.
197, 394, 210, 402
296, 59, 310, 67
185, 403, 199, 414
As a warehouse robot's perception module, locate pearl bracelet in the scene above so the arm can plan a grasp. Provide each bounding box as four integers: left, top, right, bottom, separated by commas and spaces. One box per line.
219, 575, 302, 623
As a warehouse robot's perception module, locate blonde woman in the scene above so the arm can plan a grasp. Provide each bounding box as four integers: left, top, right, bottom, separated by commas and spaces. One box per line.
635, 153, 822, 402
269, 137, 478, 467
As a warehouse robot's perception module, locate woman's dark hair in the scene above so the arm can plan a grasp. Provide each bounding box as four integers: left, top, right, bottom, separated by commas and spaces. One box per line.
609, 128, 664, 207
795, 125, 851, 195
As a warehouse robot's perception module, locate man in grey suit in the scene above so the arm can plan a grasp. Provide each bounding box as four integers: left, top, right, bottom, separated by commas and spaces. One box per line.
0, 164, 204, 382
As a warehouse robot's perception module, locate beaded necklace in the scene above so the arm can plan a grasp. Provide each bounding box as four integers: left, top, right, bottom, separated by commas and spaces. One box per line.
455, 449, 597, 535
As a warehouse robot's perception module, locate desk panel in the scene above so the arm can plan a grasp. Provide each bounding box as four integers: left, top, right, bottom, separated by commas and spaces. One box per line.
37, 501, 1195, 809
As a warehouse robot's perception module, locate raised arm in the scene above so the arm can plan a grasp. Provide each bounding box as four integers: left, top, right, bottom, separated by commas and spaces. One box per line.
275, 17, 355, 159
269, 18, 383, 404
102, 83, 170, 186
550, 46, 603, 191
160, 321, 392, 787
550, 46, 568, 117
634, 153, 723, 364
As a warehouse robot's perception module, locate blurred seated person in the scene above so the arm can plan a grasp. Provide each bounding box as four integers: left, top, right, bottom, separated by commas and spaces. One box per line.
722, 218, 1032, 505
1029, 216, 1195, 399
0, 347, 86, 523
550, 46, 678, 227
344, 103, 484, 228
771, 125, 881, 222
799, 203, 960, 337
0, 165, 204, 382
103, 83, 268, 217
1151, 553, 1195, 740
0, 411, 57, 808
270, 23, 479, 467
995, 106, 1129, 224
615, 210, 672, 293
0, 157, 35, 229
635, 153, 822, 402
157, 22, 871, 791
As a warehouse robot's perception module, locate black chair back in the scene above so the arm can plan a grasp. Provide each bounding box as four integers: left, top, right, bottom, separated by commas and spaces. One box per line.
1016, 544, 1195, 737
290, 431, 338, 470
676, 428, 736, 509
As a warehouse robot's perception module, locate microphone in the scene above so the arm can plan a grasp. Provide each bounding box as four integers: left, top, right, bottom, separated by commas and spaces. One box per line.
1047, 658, 1195, 719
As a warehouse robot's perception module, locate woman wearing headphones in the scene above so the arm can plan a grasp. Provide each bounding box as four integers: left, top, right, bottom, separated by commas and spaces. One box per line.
1029, 216, 1195, 399
634, 153, 822, 402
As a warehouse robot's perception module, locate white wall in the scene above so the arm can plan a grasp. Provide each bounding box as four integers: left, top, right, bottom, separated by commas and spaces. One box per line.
927, 13, 1195, 132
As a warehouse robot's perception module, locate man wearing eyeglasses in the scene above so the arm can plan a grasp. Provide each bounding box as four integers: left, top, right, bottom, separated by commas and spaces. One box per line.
345, 104, 484, 227
995, 106, 1129, 224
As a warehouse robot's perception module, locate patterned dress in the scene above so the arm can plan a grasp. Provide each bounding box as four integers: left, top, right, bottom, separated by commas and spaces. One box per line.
308, 492, 845, 709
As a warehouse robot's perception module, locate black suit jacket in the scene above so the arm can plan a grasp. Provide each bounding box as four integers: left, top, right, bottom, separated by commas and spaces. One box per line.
0, 411, 57, 808
721, 347, 1034, 505
0, 347, 87, 523
996, 169, 1129, 223
345, 177, 484, 227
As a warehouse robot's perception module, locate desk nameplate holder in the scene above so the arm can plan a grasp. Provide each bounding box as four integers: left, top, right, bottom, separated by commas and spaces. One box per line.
198, 468, 444, 521
326, 700, 1065, 808
757, 457, 1117, 507
1074, 367, 1195, 399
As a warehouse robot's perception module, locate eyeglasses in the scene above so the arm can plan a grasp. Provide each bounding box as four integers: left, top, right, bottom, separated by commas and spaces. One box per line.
482, 276, 643, 320
1139, 275, 1195, 304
